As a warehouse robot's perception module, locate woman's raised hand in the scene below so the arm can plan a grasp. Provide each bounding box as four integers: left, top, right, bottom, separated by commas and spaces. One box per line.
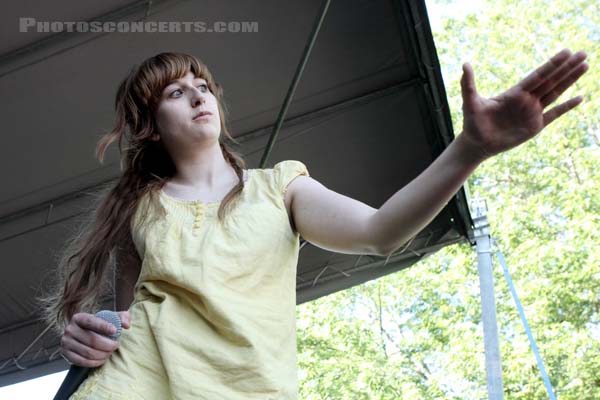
60, 311, 131, 368
459, 48, 589, 159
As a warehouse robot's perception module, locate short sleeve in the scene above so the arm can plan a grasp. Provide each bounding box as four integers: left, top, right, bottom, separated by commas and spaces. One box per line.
274, 160, 310, 198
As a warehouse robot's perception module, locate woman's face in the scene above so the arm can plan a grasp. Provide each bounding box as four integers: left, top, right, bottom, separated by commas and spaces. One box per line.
153, 70, 221, 149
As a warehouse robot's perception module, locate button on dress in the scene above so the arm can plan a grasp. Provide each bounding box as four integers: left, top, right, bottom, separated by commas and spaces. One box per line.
69, 160, 310, 399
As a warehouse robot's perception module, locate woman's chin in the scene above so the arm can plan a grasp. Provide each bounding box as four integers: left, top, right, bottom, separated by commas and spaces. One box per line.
191, 129, 221, 144
188, 125, 219, 137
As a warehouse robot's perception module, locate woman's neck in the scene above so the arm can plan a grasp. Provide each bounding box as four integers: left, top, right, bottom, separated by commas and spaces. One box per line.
169, 143, 236, 191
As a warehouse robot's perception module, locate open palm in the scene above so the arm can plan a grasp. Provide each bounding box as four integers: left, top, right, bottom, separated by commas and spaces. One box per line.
460, 48, 589, 158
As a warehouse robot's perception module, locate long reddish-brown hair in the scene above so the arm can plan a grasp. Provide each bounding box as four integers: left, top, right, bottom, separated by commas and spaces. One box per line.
38, 52, 246, 335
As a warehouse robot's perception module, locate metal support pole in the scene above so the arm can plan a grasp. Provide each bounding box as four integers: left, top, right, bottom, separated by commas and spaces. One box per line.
494, 241, 557, 400
469, 198, 504, 399
258, 0, 331, 168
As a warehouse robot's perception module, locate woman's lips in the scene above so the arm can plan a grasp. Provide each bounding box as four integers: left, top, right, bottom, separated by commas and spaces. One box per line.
193, 111, 212, 120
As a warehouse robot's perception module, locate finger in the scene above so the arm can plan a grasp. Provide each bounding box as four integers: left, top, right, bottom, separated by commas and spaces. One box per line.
519, 48, 572, 92
73, 312, 118, 337
118, 311, 131, 329
533, 50, 587, 98
540, 61, 589, 107
66, 322, 120, 352
61, 348, 108, 368
461, 62, 478, 110
542, 96, 583, 126
62, 334, 114, 362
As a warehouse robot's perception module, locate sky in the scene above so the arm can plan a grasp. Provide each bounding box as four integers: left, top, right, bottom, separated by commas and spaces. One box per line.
0, 0, 482, 398
0, 370, 69, 399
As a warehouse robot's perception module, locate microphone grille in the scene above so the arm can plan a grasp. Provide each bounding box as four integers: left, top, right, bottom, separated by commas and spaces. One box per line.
95, 310, 122, 340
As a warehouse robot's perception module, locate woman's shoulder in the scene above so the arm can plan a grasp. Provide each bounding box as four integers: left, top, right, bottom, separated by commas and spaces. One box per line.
130, 189, 165, 229
255, 160, 310, 196
272, 160, 309, 174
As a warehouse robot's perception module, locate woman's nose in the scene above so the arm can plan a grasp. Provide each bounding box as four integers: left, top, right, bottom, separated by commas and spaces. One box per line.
191, 88, 206, 105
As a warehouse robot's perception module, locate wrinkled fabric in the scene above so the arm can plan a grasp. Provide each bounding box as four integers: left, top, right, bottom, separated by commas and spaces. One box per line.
69, 160, 309, 400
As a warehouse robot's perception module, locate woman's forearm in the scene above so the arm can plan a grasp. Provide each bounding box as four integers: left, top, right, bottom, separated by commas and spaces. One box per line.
370, 132, 486, 255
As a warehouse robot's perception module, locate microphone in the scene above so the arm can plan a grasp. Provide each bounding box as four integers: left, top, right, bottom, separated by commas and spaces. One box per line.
53, 310, 122, 400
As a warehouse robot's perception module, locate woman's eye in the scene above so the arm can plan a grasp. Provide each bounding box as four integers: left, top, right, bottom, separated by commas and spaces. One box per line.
169, 84, 208, 97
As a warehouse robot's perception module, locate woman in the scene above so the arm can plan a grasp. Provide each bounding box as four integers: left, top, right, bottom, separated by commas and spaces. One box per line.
40, 49, 588, 398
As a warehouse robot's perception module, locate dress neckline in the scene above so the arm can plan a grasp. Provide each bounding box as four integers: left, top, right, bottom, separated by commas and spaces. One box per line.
159, 169, 252, 206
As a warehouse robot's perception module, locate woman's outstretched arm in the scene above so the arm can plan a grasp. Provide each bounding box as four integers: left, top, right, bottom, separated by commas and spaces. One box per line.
288, 48, 589, 256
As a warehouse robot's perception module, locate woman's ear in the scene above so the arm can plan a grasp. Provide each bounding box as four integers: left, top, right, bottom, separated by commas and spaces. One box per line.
150, 133, 160, 141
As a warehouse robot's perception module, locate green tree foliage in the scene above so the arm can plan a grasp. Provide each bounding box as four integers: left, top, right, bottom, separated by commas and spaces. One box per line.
297, 0, 599, 398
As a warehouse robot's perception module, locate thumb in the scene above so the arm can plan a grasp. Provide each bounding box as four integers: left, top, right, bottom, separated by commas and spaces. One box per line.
461, 62, 478, 110
117, 310, 131, 329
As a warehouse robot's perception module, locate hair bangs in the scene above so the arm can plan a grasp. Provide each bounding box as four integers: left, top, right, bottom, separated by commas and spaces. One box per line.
134, 53, 217, 110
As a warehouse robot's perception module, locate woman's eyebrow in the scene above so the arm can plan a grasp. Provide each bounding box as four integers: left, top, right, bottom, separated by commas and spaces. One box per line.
165, 77, 207, 87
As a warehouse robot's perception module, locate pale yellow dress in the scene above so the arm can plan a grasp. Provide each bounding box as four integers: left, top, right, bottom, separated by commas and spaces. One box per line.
69, 160, 309, 400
